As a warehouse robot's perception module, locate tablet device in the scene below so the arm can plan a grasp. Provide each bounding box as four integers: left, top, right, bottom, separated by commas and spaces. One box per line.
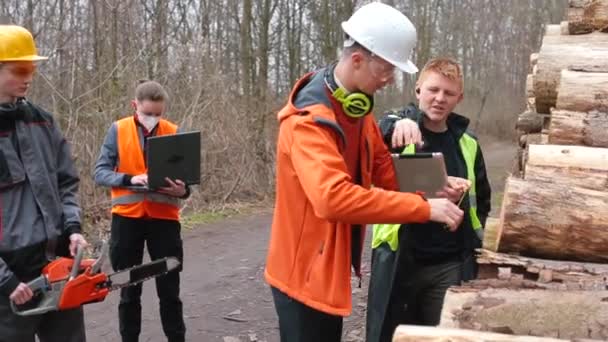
392, 152, 448, 197
125, 131, 201, 191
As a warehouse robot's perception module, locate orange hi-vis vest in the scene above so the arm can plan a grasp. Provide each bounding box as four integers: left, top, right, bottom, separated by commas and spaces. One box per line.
110, 116, 180, 220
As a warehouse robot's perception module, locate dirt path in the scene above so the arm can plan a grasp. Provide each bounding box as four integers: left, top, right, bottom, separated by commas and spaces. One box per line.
85, 140, 516, 342
85, 212, 280, 342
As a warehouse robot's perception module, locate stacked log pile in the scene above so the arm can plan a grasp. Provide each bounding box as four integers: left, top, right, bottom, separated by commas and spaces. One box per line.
395, 1, 608, 341
501, 0, 608, 264
393, 325, 602, 342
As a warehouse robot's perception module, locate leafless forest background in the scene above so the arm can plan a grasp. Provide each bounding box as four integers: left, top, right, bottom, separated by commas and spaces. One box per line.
1, 0, 566, 232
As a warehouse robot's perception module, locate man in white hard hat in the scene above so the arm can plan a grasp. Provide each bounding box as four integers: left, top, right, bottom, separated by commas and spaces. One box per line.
0, 25, 88, 341
264, 3, 464, 341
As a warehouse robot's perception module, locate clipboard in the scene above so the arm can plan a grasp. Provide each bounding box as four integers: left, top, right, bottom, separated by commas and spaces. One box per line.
391, 152, 448, 197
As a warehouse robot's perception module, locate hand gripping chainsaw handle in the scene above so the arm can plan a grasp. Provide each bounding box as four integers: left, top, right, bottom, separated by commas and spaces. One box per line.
11, 245, 110, 316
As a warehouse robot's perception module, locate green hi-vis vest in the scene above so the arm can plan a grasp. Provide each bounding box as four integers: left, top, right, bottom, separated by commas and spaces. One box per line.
372, 133, 482, 251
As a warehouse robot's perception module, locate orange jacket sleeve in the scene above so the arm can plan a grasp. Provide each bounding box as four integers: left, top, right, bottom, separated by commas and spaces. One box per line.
290, 118, 430, 225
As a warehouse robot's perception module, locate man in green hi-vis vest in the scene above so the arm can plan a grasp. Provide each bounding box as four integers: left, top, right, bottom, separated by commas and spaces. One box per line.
366, 57, 492, 342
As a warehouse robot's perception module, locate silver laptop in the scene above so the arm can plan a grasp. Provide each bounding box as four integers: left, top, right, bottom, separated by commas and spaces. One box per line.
391, 152, 447, 198
124, 131, 201, 191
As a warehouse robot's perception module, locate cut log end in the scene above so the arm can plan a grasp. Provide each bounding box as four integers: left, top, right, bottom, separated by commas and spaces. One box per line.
516, 111, 543, 134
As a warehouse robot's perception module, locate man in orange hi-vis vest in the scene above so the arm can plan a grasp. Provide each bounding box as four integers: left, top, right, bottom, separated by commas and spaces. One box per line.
94, 80, 188, 342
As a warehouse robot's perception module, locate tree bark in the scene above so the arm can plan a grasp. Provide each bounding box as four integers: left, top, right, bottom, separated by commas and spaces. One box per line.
524, 144, 608, 190
518, 133, 549, 149
533, 32, 608, 113
497, 177, 608, 262
527, 96, 537, 112
527, 133, 549, 145
437, 287, 608, 341
393, 325, 603, 341
567, 0, 608, 34
516, 111, 543, 133
556, 70, 608, 112
481, 217, 500, 252
549, 110, 608, 147
476, 249, 608, 289
240, 0, 253, 98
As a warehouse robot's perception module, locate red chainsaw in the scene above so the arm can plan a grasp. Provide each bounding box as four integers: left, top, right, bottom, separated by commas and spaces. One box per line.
11, 243, 180, 316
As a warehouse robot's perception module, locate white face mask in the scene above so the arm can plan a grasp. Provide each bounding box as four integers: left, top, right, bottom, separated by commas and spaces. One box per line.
137, 112, 160, 131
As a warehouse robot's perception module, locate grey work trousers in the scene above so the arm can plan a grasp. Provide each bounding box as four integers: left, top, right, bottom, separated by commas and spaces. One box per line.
0, 295, 86, 342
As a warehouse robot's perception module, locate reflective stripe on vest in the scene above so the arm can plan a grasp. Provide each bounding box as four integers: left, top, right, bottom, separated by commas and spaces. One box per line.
111, 193, 179, 207
371, 133, 481, 251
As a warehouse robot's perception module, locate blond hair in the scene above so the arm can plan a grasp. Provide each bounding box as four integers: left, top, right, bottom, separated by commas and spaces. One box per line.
134, 80, 169, 102
416, 57, 464, 91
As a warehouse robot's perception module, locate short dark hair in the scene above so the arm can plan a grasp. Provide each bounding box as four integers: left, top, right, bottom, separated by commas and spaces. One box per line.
341, 35, 371, 57
135, 80, 169, 102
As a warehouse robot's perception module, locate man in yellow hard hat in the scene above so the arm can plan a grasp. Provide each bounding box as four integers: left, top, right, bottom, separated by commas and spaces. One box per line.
0, 25, 88, 341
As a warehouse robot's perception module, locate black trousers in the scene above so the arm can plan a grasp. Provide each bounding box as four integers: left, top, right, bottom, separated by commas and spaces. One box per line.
380, 253, 463, 342
110, 214, 185, 342
271, 287, 343, 342
0, 296, 85, 342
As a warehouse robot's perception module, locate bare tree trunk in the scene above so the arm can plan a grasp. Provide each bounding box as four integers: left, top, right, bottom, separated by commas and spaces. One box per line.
240, 0, 253, 98
289, 0, 305, 85
153, 0, 168, 79
255, 0, 275, 103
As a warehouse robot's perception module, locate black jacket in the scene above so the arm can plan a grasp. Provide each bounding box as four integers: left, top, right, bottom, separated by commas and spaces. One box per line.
366, 103, 492, 342
378, 103, 491, 241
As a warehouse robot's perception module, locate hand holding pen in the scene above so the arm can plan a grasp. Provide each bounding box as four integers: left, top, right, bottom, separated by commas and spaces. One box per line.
436, 177, 471, 232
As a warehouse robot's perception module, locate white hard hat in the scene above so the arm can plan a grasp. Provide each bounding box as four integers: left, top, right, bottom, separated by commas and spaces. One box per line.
341, 2, 418, 74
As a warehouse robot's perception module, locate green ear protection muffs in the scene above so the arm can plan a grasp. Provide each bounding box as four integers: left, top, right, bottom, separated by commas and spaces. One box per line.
324, 66, 374, 118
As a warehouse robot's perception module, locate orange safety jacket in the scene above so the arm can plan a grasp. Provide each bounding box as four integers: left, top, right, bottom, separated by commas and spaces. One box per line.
110, 117, 180, 220
265, 69, 431, 316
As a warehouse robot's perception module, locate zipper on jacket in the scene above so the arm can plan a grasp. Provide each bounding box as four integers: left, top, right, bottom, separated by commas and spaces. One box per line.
365, 138, 372, 175
305, 240, 325, 283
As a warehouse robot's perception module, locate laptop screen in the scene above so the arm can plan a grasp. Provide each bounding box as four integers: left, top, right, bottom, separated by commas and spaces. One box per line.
146, 131, 201, 189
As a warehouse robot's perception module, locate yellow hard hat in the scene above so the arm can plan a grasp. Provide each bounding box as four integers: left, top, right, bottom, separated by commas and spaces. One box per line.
0, 25, 47, 62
